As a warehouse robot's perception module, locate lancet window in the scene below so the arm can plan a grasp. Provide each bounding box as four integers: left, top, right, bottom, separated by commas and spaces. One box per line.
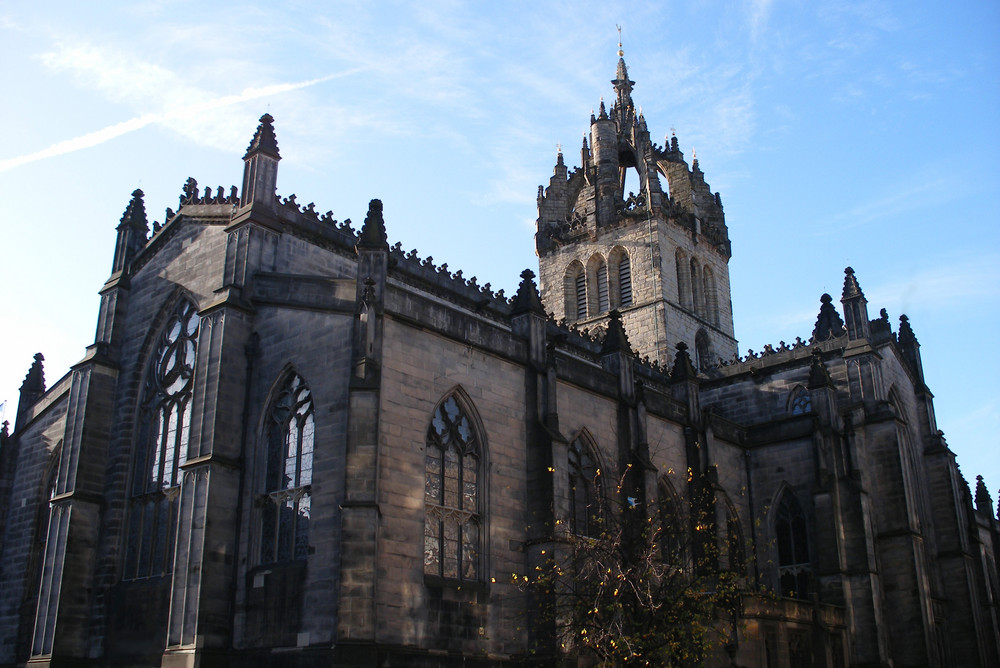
609, 247, 633, 309
568, 437, 602, 537
123, 299, 199, 580
618, 254, 633, 307
424, 393, 481, 582
776, 491, 811, 598
658, 480, 685, 565
259, 372, 314, 564
676, 248, 691, 310
565, 262, 587, 321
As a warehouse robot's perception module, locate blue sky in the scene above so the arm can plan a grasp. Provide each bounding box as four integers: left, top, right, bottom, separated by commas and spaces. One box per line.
2, 1, 998, 498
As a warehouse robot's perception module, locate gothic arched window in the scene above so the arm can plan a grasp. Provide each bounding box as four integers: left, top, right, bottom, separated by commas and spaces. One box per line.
695, 329, 713, 371
618, 254, 633, 307
726, 506, 746, 574
690, 258, 703, 316
789, 386, 811, 415
124, 298, 199, 580
658, 480, 685, 565
703, 265, 719, 326
424, 394, 481, 582
675, 248, 691, 310
568, 437, 602, 537
259, 373, 314, 564
565, 262, 586, 321
609, 247, 632, 309
587, 254, 609, 315
776, 491, 811, 598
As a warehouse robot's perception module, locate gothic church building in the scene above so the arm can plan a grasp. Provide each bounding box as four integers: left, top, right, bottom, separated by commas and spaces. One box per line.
2, 54, 999, 668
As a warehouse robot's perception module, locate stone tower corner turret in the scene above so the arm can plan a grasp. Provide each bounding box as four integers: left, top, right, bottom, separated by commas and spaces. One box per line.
240, 113, 281, 210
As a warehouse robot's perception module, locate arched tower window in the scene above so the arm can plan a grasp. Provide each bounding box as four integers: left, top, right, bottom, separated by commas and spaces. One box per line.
703, 265, 719, 326
690, 258, 703, 316
695, 329, 713, 371
609, 247, 633, 308
587, 254, 609, 315
788, 386, 811, 415
124, 298, 199, 580
775, 490, 811, 598
259, 372, 314, 564
564, 261, 586, 321
568, 436, 602, 537
424, 393, 482, 582
675, 248, 691, 310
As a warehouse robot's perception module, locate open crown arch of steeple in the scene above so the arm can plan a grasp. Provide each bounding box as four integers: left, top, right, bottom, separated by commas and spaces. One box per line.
536, 50, 730, 260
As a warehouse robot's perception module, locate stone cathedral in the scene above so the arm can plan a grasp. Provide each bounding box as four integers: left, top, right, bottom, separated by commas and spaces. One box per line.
1, 53, 998, 668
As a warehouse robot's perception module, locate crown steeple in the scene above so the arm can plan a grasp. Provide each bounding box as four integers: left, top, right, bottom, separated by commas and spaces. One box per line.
534, 47, 737, 367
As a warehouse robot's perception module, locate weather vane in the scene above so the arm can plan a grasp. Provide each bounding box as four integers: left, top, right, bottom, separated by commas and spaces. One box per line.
617, 25, 623, 57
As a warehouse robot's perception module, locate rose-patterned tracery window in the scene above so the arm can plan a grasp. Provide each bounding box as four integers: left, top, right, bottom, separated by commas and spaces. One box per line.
259, 373, 313, 564
124, 299, 199, 580
424, 394, 481, 582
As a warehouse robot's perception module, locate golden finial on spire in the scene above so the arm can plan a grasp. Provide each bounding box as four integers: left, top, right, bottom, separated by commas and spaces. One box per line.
617, 25, 624, 57
557, 142, 562, 154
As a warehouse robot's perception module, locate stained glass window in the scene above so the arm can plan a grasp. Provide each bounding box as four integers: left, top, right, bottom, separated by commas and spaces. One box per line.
260, 373, 314, 564
424, 395, 480, 582
124, 299, 199, 580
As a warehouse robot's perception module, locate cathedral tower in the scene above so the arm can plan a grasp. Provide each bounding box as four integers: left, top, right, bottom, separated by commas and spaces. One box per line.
535, 49, 737, 369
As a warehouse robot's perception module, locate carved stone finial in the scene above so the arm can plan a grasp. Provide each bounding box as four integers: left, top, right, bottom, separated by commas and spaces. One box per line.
808, 348, 834, 389
670, 341, 697, 382
600, 310, 632, 355
511, 269, 545, 316
975, 476, 995, 518
244, 113, 280, 160
842, 266, 864, 300
357, 199, 388, 249
812, 293, 845, 342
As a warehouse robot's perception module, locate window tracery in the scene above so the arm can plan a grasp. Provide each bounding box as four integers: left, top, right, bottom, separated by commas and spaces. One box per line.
124, 299, 199, 580
789, 386, 811, 415
259, 372, 314, 564
776, 491, 811, 598
424, 394, 481, 582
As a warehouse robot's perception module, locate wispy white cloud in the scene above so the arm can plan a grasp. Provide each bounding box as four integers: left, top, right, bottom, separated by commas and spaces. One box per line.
0, 61, 361, 172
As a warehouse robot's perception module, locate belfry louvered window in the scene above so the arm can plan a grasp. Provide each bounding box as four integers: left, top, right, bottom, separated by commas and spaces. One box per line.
259, 373, 314, 564
575, 272, 587, 319
124, 299, 199, 580
596, 260, 609, 313
619, 255, 632, 307
424, 394, 481, 582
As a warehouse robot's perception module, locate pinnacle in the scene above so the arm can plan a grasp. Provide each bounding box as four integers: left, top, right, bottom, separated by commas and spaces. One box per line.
20, 352, 45, 394
600, 310, 632, 355
842, 266, 864, 300
119, 188, 148, 231
244, 112, 280, 160
812, 293, 845, 342
512, 269, 545, 315
670, 341, 697, 382
357, 199, 388, 249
